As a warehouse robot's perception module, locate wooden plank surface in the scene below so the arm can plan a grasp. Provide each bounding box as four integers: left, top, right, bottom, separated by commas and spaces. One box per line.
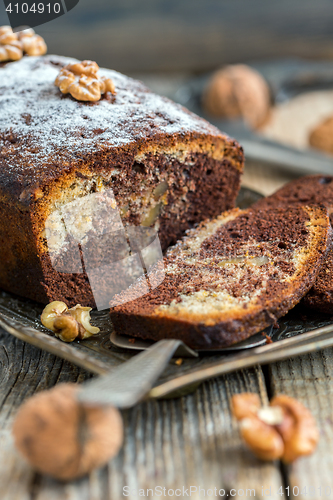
0, 328, 284, 500
0, 329, 91, 500
269, 349, 333, 500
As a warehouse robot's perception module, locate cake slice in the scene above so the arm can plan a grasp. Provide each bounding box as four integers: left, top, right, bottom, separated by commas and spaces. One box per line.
0, 55, 243, 306
253, 175, 333, 313
110, 205, 330, 349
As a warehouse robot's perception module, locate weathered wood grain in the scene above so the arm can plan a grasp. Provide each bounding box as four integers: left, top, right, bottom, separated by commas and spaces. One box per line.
0, 329, 91, 500
0, 328, 283, 499
106, 371, 283, 500
269, 348, 333, 500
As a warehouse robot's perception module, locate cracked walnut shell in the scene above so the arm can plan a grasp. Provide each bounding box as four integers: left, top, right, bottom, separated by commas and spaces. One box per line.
13, 383, 123, 480
231, 393, 319, 463
0, 26, 47, 62
55, 60, 116, 102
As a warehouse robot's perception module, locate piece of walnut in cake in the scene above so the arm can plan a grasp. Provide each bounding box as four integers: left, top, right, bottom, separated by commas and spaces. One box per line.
0, 55, 243, 307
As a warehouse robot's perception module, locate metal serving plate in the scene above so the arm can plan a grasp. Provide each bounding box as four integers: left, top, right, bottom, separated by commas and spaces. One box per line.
109, 330, 268, 353
0, 187, 332, 396
0, 290, 332, 397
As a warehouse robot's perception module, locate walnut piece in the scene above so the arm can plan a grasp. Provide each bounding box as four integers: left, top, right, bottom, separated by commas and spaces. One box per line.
41, 301, 100, 342
231, 392, 261, 420
55, 60, 116, 102
67, 60, 99, 77
13, 383, 123, 480
53, 314, 80, 343
67, 304, 100, 339
18, 28, 47, 56
0, 26, 23, 62
240, 415, 284, 461
231, 393, 319, 463
0, 26, 47, 62
271, 395, 319, 463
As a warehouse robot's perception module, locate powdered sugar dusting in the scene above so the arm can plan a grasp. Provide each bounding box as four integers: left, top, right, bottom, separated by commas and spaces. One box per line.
0, 55, 224, 194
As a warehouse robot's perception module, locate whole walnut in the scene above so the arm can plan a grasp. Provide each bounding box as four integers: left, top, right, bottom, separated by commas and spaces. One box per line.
203, 64, 271, 129
309, 116, 333, 155
12, 383, 123, 480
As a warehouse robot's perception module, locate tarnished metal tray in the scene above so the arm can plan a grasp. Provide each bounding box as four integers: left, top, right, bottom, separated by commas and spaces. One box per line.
0, 287, 332, 397
0, 187, 332, 396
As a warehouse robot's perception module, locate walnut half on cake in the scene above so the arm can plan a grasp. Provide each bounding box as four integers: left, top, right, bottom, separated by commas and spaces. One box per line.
0, 55, 243, 306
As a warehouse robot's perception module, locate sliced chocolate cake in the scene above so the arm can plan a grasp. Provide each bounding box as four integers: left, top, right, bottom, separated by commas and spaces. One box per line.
254, 175, 333, 313
0, 55, 243, 306
110, 205, 330, 349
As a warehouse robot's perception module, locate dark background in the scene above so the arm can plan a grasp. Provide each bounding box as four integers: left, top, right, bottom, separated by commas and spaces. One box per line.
1, 0, 333, 74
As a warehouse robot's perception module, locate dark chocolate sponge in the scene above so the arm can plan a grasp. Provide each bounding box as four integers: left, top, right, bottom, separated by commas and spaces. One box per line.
110, 205, 330, 349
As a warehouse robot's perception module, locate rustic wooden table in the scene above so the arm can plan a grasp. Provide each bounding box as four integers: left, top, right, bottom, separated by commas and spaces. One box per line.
1, 164, 331, 500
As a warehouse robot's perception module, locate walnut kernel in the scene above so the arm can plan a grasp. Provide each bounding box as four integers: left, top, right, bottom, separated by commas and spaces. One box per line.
0, 25, 17, 43
55, 60, 116, 102
66, 60, 99, 77
0, 26, 23, 62
100, 76, 116, 94
231, 393, 318, 463
40, 300, 68, 330
70, 75, 101, 102
240, 415, 284, 461
12, 383, 123, 480
271, 395, 319, 463
231, 392, 261, 420
0, 26, 47, 62
40, 301, 100, 342
68, 304, 100, 339
0, 43, 22, 62
18, 29, 47, 56
53, 314, 80, 342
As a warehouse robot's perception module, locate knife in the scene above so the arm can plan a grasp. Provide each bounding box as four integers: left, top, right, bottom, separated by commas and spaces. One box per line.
77, 323, 333, 407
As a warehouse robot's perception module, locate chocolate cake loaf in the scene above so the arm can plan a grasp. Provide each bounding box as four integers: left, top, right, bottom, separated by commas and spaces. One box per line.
0, 55, 243, 306
110, 205, 330, 349
254, 175, 333, 313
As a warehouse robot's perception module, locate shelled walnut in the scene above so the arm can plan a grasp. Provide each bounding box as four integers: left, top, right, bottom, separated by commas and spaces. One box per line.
0, 25, 47, 62
41, 301, 100, 342
0, 26, 22, 62
231, 393, 319, 462
55, 60, 116, 102
17, 28, 47, 56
